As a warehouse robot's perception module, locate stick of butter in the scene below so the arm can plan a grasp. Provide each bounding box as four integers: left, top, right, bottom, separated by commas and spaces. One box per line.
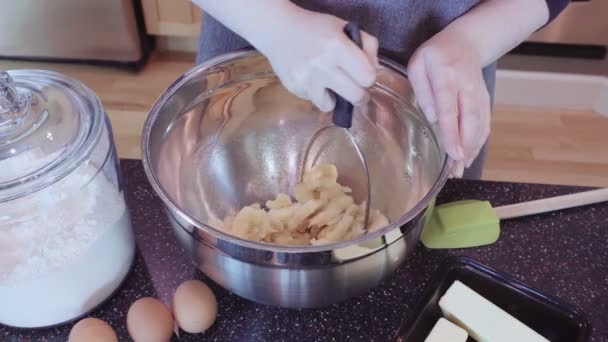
425, 317, 468, 342
439, 280, 549, 342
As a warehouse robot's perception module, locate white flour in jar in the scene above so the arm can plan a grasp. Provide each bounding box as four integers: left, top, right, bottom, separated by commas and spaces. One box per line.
0, 149, 135, 328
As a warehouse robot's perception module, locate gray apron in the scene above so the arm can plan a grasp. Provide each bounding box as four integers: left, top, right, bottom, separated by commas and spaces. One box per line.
197, 0, 496, 179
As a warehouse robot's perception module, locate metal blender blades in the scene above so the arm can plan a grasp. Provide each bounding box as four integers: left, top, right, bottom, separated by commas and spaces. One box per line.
300, 22, 372, 232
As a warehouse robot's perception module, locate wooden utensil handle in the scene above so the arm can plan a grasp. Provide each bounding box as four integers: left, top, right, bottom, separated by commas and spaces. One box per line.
494, 188, 608, 220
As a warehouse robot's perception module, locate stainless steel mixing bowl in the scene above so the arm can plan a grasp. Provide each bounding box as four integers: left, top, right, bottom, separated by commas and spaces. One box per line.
142, 50, 450, 308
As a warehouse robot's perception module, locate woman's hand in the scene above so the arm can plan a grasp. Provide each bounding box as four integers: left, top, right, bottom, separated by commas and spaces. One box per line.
405, 0, 550, 178
407, 32, 491, 178
256, 9, 379, 112
193, 0, 379, 112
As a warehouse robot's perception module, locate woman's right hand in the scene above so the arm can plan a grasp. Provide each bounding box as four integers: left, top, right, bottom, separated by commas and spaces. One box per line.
252, 8, 379, 112
193, 1, 378, 112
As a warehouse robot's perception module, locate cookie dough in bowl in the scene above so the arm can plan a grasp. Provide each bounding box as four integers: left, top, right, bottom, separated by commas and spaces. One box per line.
214, 164, 389, 246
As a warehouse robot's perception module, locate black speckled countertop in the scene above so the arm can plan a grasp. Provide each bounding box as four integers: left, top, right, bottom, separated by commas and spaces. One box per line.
2, 159, 607, 341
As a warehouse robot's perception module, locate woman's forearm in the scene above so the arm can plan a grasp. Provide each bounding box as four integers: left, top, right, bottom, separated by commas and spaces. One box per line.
190, 0, 300, 52
437, 0, 550, 67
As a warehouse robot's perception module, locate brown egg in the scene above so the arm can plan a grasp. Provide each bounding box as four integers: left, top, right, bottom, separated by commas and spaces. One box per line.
172, 280, 218, 334
127, 297, 174, 342
68, 317, 118, 342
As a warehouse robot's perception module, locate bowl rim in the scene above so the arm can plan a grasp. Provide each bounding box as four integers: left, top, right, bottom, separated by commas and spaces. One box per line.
141, 49, 452, 254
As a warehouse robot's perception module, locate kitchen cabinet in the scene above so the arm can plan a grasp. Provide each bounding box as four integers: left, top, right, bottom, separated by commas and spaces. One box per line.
141, 0, 202, 37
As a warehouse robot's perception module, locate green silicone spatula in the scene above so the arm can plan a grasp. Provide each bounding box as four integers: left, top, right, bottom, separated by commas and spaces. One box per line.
422, 187, 608, 249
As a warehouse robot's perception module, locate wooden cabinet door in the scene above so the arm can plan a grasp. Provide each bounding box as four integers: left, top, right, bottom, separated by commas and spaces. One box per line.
142, 0, 202, 37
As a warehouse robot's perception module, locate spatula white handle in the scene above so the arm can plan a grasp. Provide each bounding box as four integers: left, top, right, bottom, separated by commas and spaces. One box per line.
494, 188, 608, 220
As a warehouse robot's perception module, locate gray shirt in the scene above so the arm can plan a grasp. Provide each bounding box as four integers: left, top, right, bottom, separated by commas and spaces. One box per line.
196, 0, 496, 179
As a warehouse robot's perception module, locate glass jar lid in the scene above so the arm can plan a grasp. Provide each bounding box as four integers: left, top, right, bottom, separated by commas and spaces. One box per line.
0, 70, 105, 202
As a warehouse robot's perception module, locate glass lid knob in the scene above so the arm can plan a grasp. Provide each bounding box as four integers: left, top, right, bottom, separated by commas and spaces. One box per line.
0, 71, 32, 135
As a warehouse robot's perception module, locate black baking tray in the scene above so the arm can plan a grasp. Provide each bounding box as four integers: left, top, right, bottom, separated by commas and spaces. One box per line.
394, 256, 591, 342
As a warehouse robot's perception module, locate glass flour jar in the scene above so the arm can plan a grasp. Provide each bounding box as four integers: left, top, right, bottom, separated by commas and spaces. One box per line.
0, 70, 135, 328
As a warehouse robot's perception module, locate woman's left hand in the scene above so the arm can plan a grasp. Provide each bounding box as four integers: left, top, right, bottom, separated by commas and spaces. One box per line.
407, 31, 491, 178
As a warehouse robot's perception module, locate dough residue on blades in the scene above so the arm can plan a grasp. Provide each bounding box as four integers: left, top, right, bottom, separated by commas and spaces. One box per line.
214, 164, 389, 245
